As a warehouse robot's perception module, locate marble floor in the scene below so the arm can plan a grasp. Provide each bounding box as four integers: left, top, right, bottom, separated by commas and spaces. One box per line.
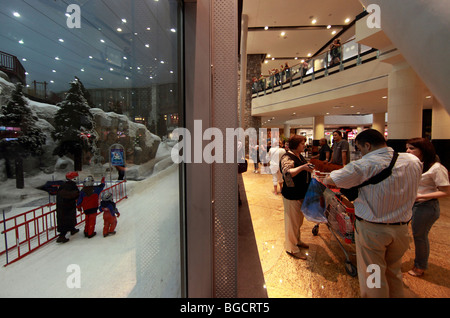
239, 165, 450, 298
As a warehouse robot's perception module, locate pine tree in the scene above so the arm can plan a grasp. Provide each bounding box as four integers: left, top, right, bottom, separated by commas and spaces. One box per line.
52, 80, 96, 171
0, 83, 46, 188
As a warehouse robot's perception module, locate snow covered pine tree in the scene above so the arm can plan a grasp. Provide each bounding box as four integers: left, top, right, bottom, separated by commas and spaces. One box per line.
52, 80, 96, 171
0, 83, 46, 188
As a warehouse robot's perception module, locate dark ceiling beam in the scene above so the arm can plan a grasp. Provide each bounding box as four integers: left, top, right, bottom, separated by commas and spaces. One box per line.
248, 25, 346, 31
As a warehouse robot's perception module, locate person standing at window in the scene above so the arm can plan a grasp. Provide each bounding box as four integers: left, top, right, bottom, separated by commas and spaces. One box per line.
406, 138, 450, 277
279, 135, 314, 260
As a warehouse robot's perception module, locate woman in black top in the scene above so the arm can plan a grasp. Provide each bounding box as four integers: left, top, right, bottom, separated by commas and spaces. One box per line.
280, 135, 314, 259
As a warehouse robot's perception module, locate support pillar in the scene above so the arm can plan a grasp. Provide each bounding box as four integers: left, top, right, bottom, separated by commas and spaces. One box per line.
372, 112, 385, 135
283, 123, 291, 139
386, 63, 423, 152
431, 98, 450, 170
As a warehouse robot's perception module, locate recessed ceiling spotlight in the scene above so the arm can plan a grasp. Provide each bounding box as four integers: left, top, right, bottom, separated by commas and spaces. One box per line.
280, 31, 286, 36
117, 28, 122, 32
13, 12, 21, 18
345, 18, 351, 23
55, 56, 60, 60
19, 40, 24, 44
327, 25, 332, 29
145, 44, 150, 48
122, 19, 127, 23
59, 38, 64, 42
331, 30, 337, 35
307, 53, 312, 57
170, 28, 176, 32
264, 26, 269, 30
311, 19, 317, 24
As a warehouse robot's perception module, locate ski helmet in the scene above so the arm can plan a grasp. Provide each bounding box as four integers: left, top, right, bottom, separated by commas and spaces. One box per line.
102, 191, 113, 202
83, 175, 95, 187
66, 171, 79, 181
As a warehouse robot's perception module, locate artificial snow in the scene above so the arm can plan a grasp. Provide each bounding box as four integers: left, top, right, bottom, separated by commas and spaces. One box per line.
0, 162, 181, 298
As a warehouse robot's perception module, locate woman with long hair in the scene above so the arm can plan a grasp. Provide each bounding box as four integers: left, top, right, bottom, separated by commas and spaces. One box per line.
406, 138, 450, 277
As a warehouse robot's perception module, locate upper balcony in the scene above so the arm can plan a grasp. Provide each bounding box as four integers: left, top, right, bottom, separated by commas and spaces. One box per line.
251, 38, 393, 123
0, 50, 26, 85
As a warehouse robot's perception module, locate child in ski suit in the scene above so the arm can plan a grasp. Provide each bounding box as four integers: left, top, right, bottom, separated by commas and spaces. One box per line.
77, 176, 105, 238
100, 191, 120, 237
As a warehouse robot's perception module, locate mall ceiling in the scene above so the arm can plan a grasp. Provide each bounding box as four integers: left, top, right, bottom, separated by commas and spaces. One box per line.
242, 0, 432, 128
0, 0, 179, 95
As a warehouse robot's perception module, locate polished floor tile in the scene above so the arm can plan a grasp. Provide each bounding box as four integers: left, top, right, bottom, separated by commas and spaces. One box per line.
241, 166, 450, 298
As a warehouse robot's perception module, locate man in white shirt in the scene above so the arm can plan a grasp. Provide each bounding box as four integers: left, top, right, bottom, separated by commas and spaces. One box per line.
324, 129, 422, 298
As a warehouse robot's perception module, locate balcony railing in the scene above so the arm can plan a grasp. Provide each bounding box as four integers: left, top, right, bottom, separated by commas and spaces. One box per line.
252, 38, 379, 98
0, 51, 26, 85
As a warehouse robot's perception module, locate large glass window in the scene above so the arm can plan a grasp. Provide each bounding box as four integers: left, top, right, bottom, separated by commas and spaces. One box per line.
0, 0, 184, 297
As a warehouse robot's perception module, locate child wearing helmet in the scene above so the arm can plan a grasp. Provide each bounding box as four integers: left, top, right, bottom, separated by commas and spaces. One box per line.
76, 176, 105, 238
100, 191, 120, 237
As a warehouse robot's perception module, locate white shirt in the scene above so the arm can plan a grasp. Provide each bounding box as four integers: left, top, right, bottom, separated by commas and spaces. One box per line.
330, 147, 422, 223
417, 162, 450, 198
267, 146, 286, 167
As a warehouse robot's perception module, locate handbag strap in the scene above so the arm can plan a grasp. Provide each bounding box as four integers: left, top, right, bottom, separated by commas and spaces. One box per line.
358, 151, 399, 188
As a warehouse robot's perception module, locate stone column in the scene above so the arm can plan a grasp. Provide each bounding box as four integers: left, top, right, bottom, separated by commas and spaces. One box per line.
431, 98, 450, 170
372, 112, 386, 135
386, 63, 423, 152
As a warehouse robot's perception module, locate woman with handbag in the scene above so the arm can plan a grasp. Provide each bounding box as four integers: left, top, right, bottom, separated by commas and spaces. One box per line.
279, 135, 314, 259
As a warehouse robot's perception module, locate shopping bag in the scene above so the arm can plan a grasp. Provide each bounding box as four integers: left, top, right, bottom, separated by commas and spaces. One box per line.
301, 178, 328, 223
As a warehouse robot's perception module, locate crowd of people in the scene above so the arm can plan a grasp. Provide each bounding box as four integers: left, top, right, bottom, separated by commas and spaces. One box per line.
253, 38, 344, 94
244, 128, 450, 298
55, 173, 121, 243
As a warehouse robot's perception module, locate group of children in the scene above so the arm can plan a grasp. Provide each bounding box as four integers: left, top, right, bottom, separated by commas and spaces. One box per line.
76, 175, 121, 239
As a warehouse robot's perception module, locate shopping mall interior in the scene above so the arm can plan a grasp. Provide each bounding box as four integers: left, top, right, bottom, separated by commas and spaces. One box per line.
0, 0, 449, 300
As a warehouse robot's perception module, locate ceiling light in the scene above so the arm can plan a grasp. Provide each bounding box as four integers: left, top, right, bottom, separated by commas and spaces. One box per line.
311, 19, 317, 24
331, 30, 337, 35
50, 80, 54, 83
267, 54, 271, 58
100, 39, 105, 43
426, 95, 432, 99
81, 68, 85, 72
122, 19, 127, 23
19, 40, 24, 44
52, 70, 56, 73
345, 18, 351, 23
307, 53, 312, 57
59, 38, 64, 43
170, 28, 176, 33
89, 56, 93, 59
264, 26, 269, 30
55, 56, 60, 60
22, 58, 27, 62
382, 96, 387, 99
13, 12, 21, 18
264, 60, 268, 64
146, 27, 151, 31
145, 44, 150, 48
327, 25, 331, 29
117, 28, 122, 32
280, 31, 286, 36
